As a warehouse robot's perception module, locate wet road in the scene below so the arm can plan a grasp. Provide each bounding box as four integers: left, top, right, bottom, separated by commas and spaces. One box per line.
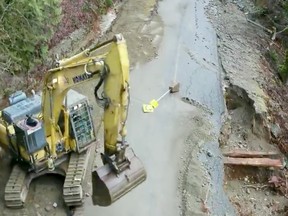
85, 0, 234, 215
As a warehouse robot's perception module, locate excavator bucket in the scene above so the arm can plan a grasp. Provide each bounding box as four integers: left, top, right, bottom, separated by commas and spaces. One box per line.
91, 148, 146, 206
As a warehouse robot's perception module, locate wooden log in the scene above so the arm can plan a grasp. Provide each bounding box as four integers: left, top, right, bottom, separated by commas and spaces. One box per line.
223, 150, 280, 158
223, 157, 283, 168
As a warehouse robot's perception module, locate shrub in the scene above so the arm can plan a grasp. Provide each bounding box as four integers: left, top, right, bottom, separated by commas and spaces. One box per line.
0, 0, 62, 74
279, 50, 288, 82
106, 0, 113, 7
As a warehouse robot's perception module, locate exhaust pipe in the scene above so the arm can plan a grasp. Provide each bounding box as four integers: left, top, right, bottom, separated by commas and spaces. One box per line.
91, 147, 146, 206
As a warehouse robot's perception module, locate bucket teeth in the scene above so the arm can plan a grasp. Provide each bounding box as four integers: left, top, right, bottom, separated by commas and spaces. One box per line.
4, 165, 28, 208
63, 149, 90, 207
92, 147, 147, 206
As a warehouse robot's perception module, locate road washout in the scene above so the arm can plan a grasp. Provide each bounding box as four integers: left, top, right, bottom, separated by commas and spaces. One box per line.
207, 0, 288, 215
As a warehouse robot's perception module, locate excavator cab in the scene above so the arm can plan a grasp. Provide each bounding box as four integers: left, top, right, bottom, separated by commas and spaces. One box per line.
14, 116, 47, 156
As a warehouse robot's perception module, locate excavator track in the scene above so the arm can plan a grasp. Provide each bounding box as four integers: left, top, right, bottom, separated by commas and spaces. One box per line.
71, 205, 85, 216
63, 149, 90, 207
4, 165, 28, 208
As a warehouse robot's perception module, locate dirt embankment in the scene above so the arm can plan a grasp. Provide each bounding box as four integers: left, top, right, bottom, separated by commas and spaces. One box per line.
207, 0, 288, 215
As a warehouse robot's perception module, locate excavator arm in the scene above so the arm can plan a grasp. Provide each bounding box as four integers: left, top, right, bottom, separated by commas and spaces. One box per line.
43, 34, 129, 156
42, 34, 146, 206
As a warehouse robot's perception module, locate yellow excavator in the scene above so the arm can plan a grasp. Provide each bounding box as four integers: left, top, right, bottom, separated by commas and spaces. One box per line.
0, 34, 146, 209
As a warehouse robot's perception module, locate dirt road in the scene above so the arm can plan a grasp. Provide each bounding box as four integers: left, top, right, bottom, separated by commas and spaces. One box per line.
83, 0, 235, 215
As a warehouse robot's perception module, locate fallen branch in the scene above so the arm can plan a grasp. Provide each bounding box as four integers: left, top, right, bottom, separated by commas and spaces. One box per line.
245, 16, 288, 41
223, 157, 284, 168
201, 181, 211, 214
246, 18, 274, 34
245, 17, 278, 40
243, 184, 269, 190
274, 25, 288, 38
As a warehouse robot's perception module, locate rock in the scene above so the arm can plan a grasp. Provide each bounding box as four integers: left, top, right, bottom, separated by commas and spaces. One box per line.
207, 151, 213, 157
265, 191, 270, 196
85, 193, 90, 197
224, 75, 230, 81
238, 4, 245, 11
242, 131, 248, 140
35, 204, 40, 208
246, 188, 251, 194
270, 123, 281, 139
36, 212, 42, 216
53, 202, 57, 208
45, 206, 52, 212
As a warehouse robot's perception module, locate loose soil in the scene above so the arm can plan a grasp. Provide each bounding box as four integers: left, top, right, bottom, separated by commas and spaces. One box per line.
207, 0, 288, 215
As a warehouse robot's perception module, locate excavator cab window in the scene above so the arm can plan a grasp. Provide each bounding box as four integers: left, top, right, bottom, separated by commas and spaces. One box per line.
59, 90, 96, 153
69, 101, 95, 152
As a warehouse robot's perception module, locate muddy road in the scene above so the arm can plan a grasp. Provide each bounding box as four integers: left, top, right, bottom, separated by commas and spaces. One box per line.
83, 0, 234, 215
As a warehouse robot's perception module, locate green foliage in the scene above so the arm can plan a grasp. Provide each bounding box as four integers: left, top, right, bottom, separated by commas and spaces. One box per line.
281, 1, 288, 13
0, 0, 62, 74
279, 50, 288, 82
89, 0, 114, 15
105, 0, 113, 7
253, 6, 269, 18
267, 50, 278, 63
